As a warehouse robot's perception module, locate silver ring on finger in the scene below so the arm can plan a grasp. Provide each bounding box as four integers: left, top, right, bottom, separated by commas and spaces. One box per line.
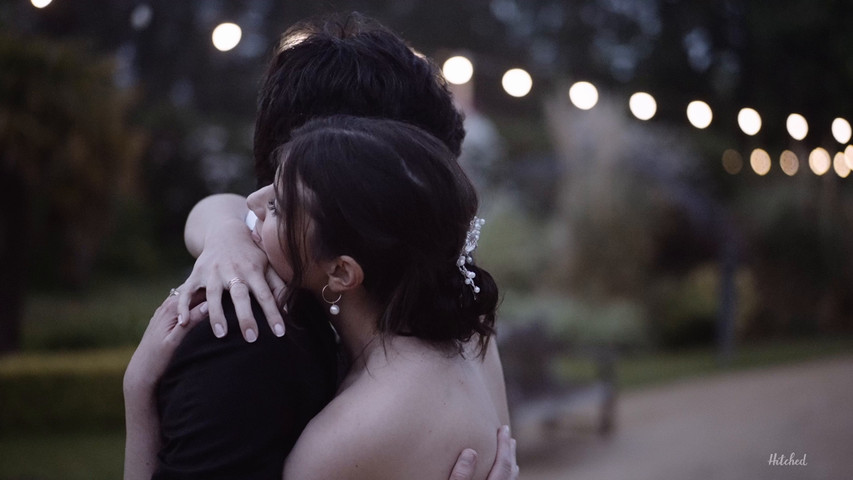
168, 288, 180, 297
226, 277, 246, 291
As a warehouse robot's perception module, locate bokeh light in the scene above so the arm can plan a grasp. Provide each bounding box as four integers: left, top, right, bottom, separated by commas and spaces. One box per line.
501, 68, 532, 97
786, 113, 808, 141
442, 56, 474, 85
780, 150, 799, 176
845, 145, 853, 169
31, 0, 52, 7
831, 117, 852, 144
130, 4, 153, 30
212, 22, 242, 52
686, 100, 713, 129
833, 152, 851, 178
750, 148, 771, 176
738, 108, 762, 136
809, 147, 832, 175
568, 81, 599, 110
629, 92, 657, 120
722, 149, 743, 175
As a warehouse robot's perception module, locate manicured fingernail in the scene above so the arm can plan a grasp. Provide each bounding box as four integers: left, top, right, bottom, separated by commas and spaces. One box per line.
245, 328, 257, 343
214, 323, 226, 338
200, 302, 209, 315
177, 314, 184, 325
274, 323, 285, 337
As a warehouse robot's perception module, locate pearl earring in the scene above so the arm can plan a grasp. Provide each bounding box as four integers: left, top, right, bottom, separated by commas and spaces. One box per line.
322, 285, 342, 315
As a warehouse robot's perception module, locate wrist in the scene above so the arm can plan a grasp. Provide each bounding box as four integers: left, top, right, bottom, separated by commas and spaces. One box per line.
123, 369, 157, 396
123, 356, 161, 398
185, 194, 249, 257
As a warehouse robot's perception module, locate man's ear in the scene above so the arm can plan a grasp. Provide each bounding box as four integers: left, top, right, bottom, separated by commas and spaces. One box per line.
325, 255, 363, 292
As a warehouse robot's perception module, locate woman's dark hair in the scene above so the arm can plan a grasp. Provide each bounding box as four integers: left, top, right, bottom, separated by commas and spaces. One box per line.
276, 115, 497, 357
254, 12, 465, 186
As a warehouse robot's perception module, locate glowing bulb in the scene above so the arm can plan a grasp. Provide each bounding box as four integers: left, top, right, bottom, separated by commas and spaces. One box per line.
845, 145, 853, 170
780, 150, 799, 176
832, 118, 852, 144
568, 81, 599, 110
738, 108, 762, 136
687, 101, 713, 129
786, 113, 808, 141
809, 148, 831, 175
750, 148, 771, 176
212, 23, 242, 52
629, 92, 657, 120
31, 0, 52, 7
722, 149, 743, 175
501, 68, 532, 98
834, 152, 850, 178
443, 56, 474, 85
130, 4, 153, 30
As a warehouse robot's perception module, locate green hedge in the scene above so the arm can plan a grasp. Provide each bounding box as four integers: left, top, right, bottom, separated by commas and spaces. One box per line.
0, 348, 133, 432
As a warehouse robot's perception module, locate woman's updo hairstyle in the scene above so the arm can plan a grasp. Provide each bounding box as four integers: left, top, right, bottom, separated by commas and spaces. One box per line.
275, 115, 497, 356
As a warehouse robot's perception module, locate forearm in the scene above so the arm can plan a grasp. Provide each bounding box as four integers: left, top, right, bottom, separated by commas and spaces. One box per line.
184, 193, 250, 258
123, 379, 160, 480
123, 298, 210, 479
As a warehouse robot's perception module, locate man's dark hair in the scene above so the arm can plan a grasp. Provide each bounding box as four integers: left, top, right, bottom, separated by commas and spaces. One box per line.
253, 12, 465, 186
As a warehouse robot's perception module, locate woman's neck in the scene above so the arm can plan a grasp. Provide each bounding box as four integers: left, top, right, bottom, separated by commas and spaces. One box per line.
325, 289, 383, 369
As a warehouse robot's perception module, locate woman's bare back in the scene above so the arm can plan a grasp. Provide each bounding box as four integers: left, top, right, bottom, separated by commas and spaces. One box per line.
284, 338, 509, 480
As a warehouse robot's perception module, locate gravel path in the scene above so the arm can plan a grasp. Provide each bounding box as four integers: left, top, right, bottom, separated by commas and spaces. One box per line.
517, 355, 853, 480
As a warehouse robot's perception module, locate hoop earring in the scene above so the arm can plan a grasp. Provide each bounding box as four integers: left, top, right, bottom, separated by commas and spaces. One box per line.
322, 285, 342, 315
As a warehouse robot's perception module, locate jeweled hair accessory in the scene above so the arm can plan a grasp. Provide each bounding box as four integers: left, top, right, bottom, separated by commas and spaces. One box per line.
457, 217, 485, 295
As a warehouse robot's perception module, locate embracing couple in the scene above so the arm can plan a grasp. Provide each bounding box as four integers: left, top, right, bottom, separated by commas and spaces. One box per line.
123, 12, 518, 480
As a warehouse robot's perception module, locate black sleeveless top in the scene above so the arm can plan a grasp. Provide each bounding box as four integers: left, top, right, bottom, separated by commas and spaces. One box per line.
154, 294, 338, 479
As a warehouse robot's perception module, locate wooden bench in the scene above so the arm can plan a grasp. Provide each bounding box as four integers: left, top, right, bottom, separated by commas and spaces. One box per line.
498, 320, 617, 436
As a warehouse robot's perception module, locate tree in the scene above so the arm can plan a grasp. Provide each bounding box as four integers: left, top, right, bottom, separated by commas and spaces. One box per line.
0, 34, 142, 353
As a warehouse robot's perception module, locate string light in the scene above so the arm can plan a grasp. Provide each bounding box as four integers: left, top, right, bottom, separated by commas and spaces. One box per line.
129, 13, 853, 178
832, 118, 852, 144
722, 149, 743, 175
786, 114, 808, 140
809, 148, 832, 175
833, 152, 851, 178
501, 68, 532, 98
443, 56, 474, 85
568, 82, 599, 110
686, 101, 713, 129
845, 145, 853, 170
738, 108, 762, 136
750, 148, 771, 175
780, 150, 799, 176
212, 23, 242, 52
629, 92, 657, 120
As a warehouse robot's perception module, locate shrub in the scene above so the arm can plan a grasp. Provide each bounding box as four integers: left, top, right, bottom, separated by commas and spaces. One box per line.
22, 274, 183, 351
0, 348, 132, 432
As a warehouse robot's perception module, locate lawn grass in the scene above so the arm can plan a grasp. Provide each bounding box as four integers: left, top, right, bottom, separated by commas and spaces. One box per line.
556, 334, 853, 390
0, 430, 125, 480
619, 335, 853, 390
